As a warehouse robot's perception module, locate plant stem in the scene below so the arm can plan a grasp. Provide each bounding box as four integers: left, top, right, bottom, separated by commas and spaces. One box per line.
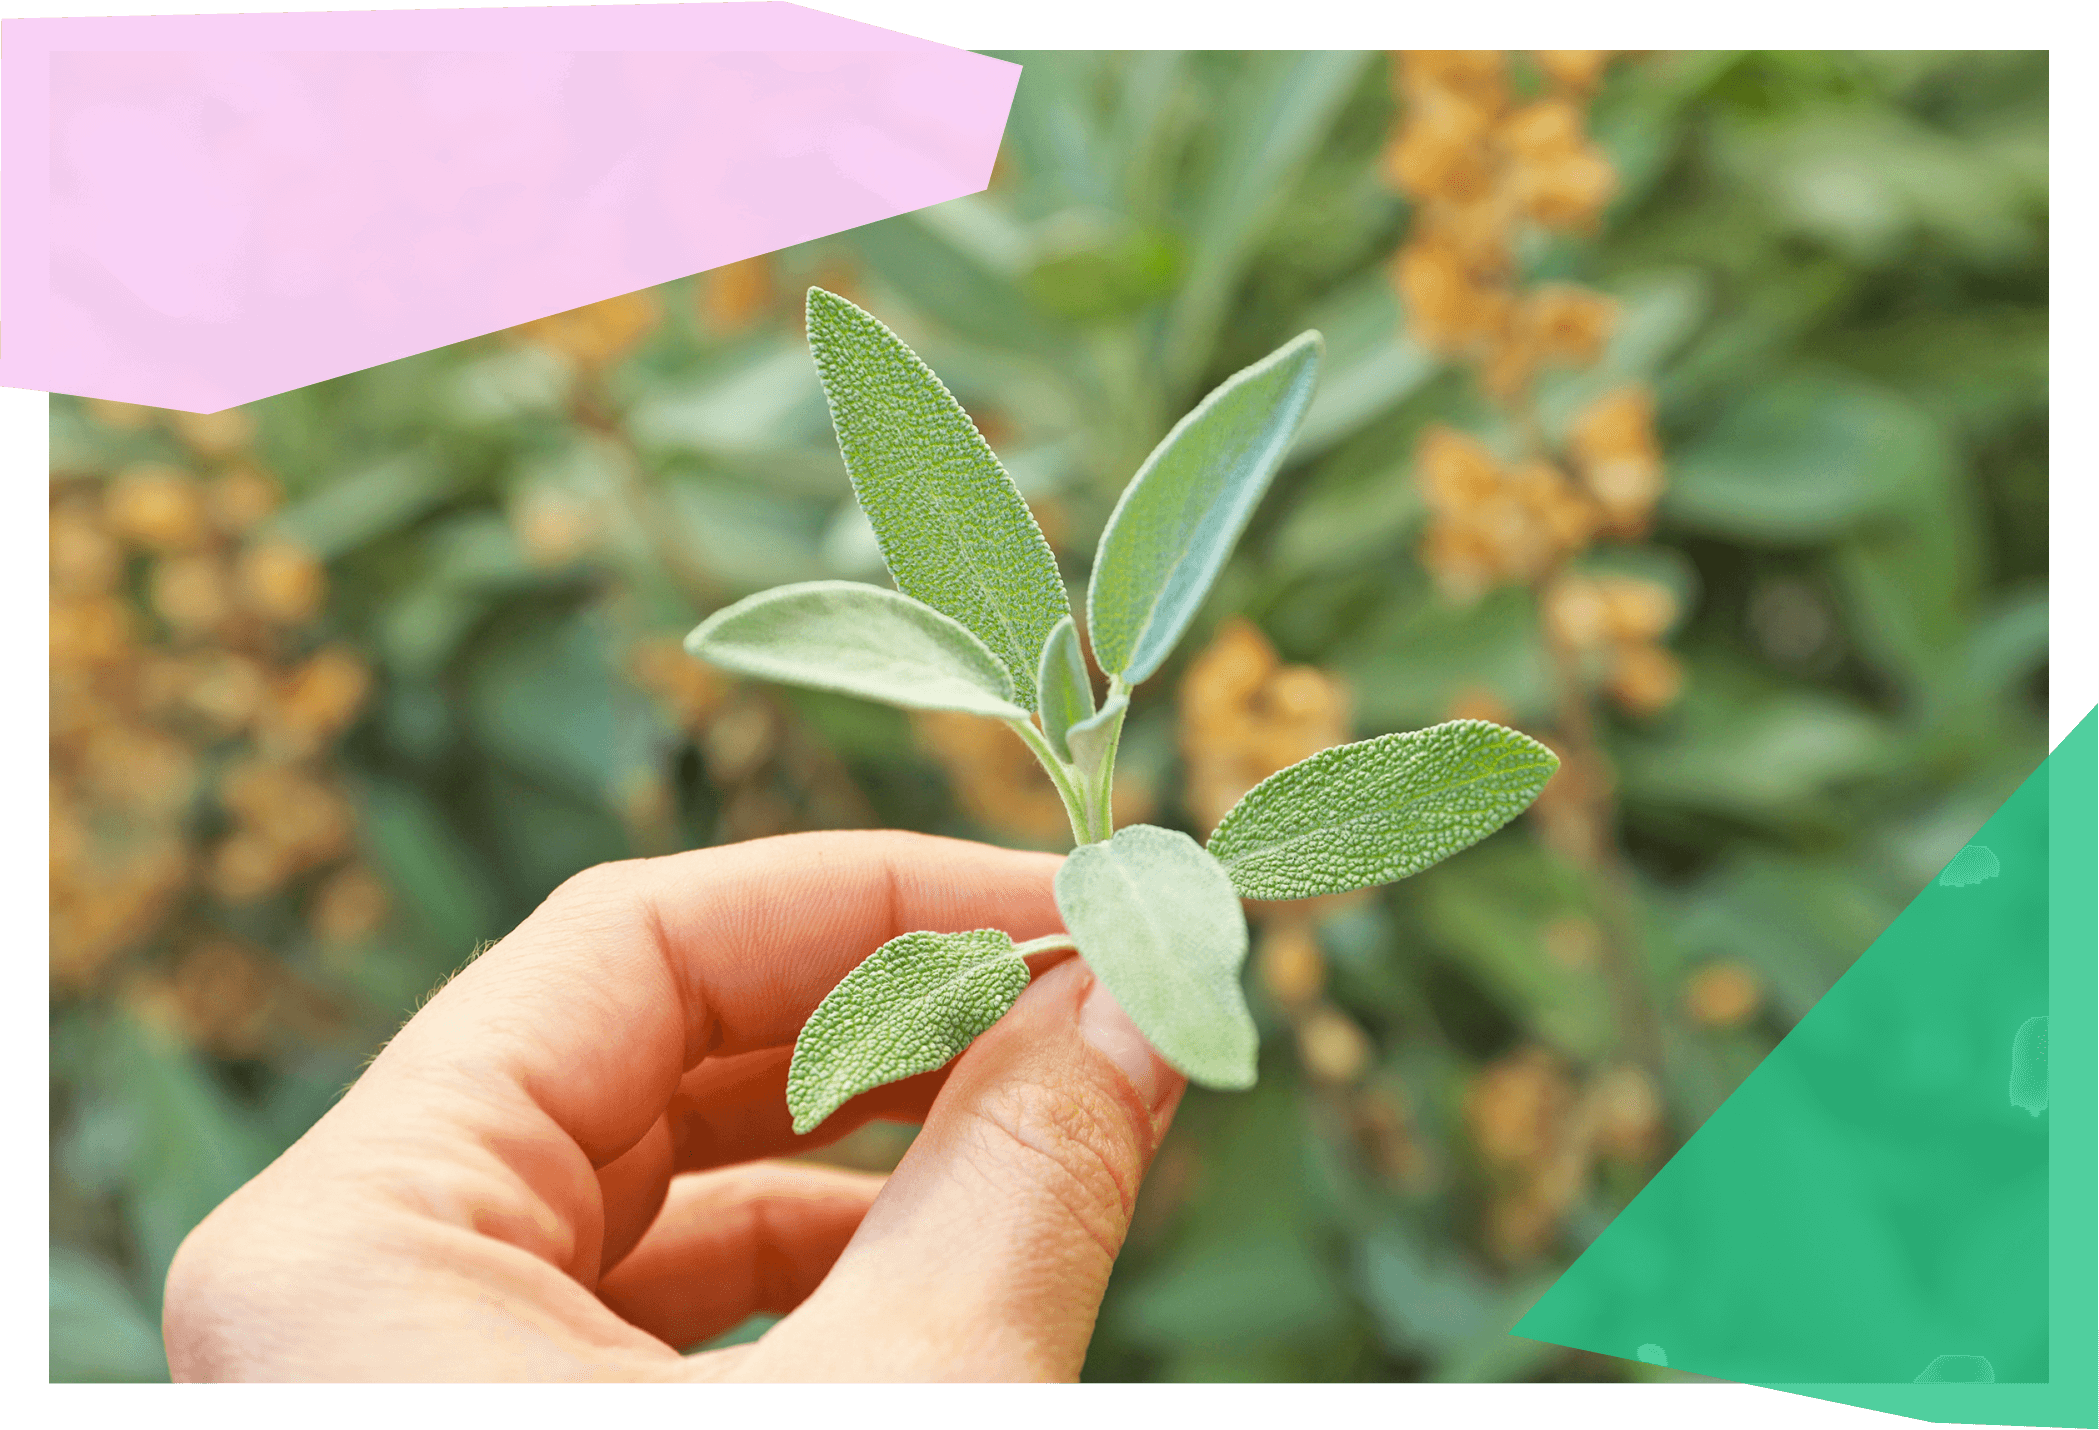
1082, 678, 1130, 842
1004, 716, 1093, 847
1012, 933, 1079, 958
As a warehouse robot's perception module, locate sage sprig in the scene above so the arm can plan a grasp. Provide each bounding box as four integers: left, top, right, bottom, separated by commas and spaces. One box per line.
687, 290, 1559, 1130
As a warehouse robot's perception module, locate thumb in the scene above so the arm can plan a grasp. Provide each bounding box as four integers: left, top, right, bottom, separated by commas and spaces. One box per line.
738, 954, 1186, 1381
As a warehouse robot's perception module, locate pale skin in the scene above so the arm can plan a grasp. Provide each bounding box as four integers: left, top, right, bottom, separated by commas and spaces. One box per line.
162, 830, 1187, 1381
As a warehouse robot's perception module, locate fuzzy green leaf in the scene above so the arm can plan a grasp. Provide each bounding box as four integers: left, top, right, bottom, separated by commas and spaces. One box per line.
806, 287, 1068, 710
1087, 332, 1323, 685
1036, 616, 1095, 762
685, 580, 1026, 720
1055, 824, 1256, 1088
1206, 720, 1560, 900
786, 928, 1033, 1135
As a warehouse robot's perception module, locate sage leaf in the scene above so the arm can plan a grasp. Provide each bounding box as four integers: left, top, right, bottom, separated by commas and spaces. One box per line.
1055, 824, 1256, 1088
1207, 720, 1560, 900
1036, 615, 1095, 762
1066, 689, 1127, 778
685, 579, 1026, 720
1087, 331, 1323, 685
806, 287, 1068, 710
786, 928, 1033, 1135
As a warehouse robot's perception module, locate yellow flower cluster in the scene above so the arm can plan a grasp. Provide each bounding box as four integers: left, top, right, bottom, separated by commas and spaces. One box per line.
1463, 1044, 1662, 1264
51, 407, 381, 1056
1383, 51, 1618, 400
1684, 960, 1764, 1029
1414, 386, 1668, 605
1177, 617, 1352, 837
1541, 571, 1684, 718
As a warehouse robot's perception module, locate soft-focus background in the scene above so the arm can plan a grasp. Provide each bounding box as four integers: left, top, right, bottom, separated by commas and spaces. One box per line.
49, 50, 2048, 1382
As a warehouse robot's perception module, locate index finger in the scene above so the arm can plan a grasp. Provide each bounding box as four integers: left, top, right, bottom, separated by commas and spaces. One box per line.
358, 830, 1063, 1169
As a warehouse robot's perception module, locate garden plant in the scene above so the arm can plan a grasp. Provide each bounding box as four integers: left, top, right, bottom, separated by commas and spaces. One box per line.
687, 290, 1560, 1132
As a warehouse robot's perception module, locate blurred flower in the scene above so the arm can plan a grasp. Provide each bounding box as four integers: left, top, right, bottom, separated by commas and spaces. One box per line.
1257, 918, 1327, 1007
177, 650, 270, 734
166, 406, 257, 459
50, 461, 378, 1021
217, 759, 355, 889
628, 637, 729, 732
1393, 234, 1511, 354
1567, 385, 1665, 536
1418, 428, 1600, 601
208, 831, 297, 905
310, 865, 392, 946
166, 940, 277, 1057
1382, 88, 1499, 204
1179, 617, 1352, 834
511, 290, 662, 371
1597, 576, 1677, 644
915, 709, 1074, 846
1351, 1081, 1438, 1194
50, 501, 124, 597
1583, 1063, 1663, 1163
1396, 50, 1509, 113
1542, 573, 1611, 652
260, 646, 371, 755
50, 596, 136, 670
206, 464, 282, 536
1298, 1004, 1374, 1085
1524, 284, 1617, 368
151, 553, 238, 640
75, 723, 197, 817
1446, 684, 1514, 726
106, 464, 210, 552
1604, 642, 1684, 718
699, 255, 776, 334
1466, 1044, 1573, 1170
50, 836, 191, 991
1533, 50, 1613, 93
512, 487, 601, 568
1467, 1045, 1600, 1264
1684, 961, 1763, 1028
238, 539, 326, 626
1527, 736, 1612, 865
703, 693, 779, 787
82, 398, 157, 432
1500, 101, 1616, 231
1387, 49, 1618, 398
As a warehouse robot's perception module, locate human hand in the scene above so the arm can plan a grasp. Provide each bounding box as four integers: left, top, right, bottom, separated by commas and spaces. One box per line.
163, 831, 1188, 1381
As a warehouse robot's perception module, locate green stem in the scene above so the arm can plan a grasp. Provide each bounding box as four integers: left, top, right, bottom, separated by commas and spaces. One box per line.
1082, 678, 1130, 843
1012, 933, 1079, 959
1005, 716, 1092, 848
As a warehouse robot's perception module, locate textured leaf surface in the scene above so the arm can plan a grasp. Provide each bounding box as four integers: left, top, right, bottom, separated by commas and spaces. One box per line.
1207, 720, 1560, 900
806, 287, 1068, 709
1036, 615, 1095, 762
685, 580, 1025, 719
1088, 331, 1323, 685
786, 929, 1032, 1135
1055, 824, 1256, 1088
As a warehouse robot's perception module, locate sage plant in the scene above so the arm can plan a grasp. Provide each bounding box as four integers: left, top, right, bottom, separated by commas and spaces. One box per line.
687, 289, 1559, 1133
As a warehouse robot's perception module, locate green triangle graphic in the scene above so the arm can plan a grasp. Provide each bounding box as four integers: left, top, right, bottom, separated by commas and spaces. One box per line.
1513, 709, 2097, 1427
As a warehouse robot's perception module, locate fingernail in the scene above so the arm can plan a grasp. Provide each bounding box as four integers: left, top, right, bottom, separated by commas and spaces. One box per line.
1078, 974, 1175, 1112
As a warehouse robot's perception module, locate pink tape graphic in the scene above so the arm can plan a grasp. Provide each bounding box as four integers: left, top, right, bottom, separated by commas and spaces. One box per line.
1, 3, 1019, 412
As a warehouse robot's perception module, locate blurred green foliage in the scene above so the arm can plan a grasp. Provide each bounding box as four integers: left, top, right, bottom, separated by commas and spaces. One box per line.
49, 50, 2047, 1382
